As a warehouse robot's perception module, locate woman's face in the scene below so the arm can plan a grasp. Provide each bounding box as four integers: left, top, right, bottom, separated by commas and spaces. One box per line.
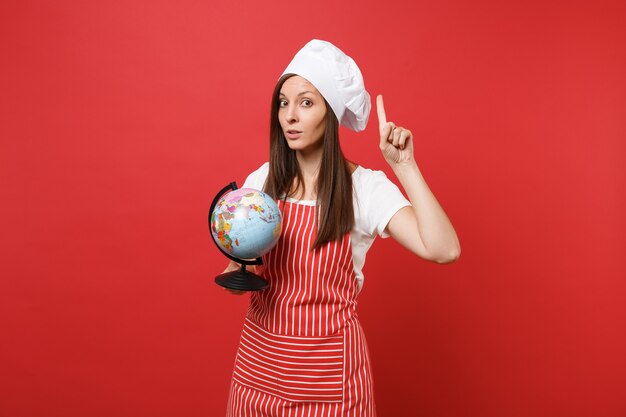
278, 76, 327, 154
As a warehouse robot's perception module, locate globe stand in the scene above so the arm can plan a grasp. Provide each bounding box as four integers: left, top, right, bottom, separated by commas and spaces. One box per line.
209, 182, 270, 292
215, 263, 269, 291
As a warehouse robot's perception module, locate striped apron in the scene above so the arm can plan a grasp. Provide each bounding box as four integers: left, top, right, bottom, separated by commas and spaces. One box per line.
226, 200, 377, 416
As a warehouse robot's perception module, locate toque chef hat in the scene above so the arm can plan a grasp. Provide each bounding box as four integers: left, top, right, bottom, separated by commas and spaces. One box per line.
281, 39, 371, 132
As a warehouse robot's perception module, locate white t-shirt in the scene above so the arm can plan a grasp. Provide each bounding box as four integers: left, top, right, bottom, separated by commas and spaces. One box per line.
242, 162, 411, 292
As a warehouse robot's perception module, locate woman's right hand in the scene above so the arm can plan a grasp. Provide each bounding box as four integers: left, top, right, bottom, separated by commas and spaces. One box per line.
221, 261, 254, 295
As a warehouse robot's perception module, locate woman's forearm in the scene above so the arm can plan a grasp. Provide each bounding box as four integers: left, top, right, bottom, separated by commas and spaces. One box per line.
392, 160, 461, 261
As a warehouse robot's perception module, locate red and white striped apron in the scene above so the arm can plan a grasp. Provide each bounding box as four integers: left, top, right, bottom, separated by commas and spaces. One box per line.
226, 200, 377, 416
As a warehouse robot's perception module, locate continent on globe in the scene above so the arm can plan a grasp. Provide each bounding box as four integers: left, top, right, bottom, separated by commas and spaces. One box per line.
210, 188, 282, 260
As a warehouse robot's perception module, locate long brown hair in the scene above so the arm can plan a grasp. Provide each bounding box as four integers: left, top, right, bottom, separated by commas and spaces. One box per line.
263, 74, 355, 251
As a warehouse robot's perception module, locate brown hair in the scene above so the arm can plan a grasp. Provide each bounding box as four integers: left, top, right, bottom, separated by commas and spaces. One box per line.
263, 74, 355, 251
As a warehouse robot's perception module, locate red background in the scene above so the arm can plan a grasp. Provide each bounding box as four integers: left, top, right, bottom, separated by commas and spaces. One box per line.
1, 1, 625, 416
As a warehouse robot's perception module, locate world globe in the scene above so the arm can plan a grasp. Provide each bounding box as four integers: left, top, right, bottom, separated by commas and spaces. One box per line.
210, 188, 282, 260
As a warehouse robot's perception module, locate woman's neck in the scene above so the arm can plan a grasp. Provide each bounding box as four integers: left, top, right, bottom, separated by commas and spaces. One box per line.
287, 148, 322, 200
295, 147, 323, 182
288, 148, 358, 201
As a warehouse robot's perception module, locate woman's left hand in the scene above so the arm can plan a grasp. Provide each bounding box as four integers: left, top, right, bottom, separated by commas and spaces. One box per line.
376, 94, 415, 166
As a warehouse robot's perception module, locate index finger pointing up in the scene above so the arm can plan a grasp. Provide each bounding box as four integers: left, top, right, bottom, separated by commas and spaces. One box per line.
376, 94, 387, 128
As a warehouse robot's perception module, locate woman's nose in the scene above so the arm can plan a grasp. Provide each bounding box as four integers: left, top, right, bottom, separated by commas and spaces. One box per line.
285, 105, 298, 123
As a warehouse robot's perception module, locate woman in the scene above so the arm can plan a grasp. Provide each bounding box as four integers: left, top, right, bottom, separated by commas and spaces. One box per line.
223, 39, 460, 416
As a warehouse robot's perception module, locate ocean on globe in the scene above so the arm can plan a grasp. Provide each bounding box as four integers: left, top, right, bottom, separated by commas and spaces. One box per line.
210, 188, 282, 260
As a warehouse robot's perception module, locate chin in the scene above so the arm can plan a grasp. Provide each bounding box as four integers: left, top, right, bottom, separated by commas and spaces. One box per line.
286, 140, 322, 153
286, 140, 307, 150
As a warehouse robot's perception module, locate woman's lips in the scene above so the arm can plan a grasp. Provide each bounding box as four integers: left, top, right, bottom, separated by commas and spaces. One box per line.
285, 130, 302, 140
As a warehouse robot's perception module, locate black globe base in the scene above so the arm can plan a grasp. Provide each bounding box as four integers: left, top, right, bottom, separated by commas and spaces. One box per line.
215, 269, 269, 291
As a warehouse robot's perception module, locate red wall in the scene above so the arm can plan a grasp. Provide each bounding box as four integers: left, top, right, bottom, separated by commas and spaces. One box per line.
1, 1, 624, 416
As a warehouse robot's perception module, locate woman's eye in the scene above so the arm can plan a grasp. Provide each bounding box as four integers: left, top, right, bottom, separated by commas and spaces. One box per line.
279, 100, 288, 107
302, 99, 312, 107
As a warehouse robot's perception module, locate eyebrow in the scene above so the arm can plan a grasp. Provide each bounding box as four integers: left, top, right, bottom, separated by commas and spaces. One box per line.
279, 91, 315, 97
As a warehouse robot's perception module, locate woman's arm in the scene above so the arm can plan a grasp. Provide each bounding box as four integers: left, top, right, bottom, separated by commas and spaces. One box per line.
376, 95, 460, 263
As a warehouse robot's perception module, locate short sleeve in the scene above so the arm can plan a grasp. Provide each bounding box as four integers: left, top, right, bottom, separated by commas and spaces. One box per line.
360, 170, 412, 239
241, 162, 269, 190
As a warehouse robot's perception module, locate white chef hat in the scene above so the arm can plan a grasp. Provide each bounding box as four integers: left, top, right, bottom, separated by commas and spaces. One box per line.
281, 39, 371, 132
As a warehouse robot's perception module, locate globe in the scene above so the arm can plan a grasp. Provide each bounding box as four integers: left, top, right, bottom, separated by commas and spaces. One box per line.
210, 187, 282, 260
